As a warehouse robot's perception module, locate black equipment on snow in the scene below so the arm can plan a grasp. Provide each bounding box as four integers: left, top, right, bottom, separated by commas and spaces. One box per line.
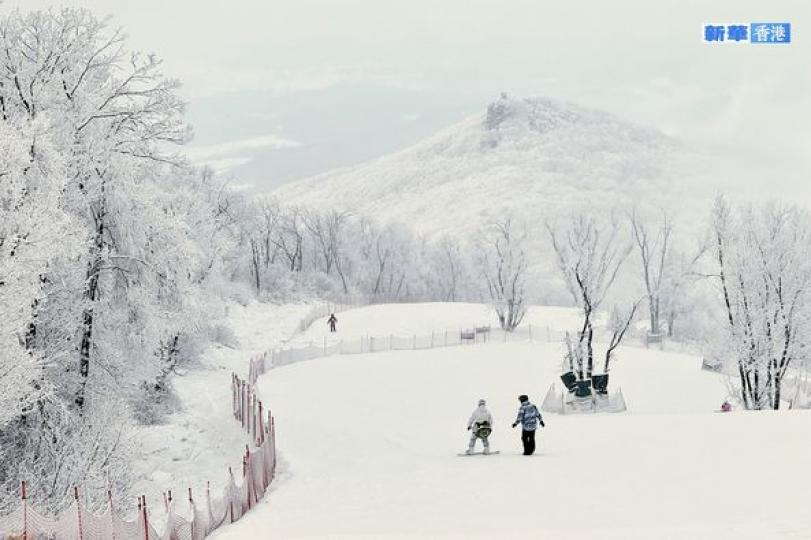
473, 421, 492, 439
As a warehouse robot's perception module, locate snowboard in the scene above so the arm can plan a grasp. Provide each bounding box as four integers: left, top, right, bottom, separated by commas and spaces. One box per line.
457, 451, 500, 456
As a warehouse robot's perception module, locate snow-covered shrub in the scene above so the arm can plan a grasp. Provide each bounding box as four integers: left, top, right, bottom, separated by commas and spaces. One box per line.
210, 323, 241, 350
130, 380, 182, 425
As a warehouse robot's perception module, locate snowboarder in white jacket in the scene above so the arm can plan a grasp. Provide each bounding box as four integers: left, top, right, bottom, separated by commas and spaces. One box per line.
466, 399, 493, 454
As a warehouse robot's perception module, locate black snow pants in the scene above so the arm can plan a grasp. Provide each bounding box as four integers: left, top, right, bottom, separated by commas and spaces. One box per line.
521, 429, 536, 455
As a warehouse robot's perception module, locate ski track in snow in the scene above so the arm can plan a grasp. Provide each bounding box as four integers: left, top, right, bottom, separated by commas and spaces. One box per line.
210, 302, 811, 540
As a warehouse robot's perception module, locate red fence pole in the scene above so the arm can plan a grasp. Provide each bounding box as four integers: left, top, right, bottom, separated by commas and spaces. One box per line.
238, 380, 243, 426
258, 401, 264, 445
142, 495, 149, 540
232, 374, 237, 420
21, 481, 27, 540
207, 481, 213, 529
270, 416, 277, 478
108, 490, 115, 539
228, 468, 235, 524
250, 394, 255, 441
188, 488, 195, 540
75, 487, 84, 540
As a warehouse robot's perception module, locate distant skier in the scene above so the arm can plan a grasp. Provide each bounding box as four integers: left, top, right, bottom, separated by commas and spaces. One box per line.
466, 399, 493, 455
720, 401, 732, 412
327, 313, 337, 333
512, 394, 544, 456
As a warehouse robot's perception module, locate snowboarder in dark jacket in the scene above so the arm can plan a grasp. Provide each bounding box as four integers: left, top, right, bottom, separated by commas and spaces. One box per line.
512, 394, 544, 455
327, 313, 337, 332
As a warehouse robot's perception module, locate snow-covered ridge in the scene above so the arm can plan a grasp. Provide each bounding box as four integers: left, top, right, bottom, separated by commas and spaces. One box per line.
271, 94, 706, 238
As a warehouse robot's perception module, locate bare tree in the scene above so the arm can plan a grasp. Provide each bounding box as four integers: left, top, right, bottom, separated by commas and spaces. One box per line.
259, 200, 282, 269
476, 219, 527, 331
247, 200, 282, 294
604, 302, 641, 373
629, 208, 672, 336
304, 209, 352, 291
437, 236, 465, 301
662, 246, 707, 338
272, 207, 305, 272
547, 214, 632, 380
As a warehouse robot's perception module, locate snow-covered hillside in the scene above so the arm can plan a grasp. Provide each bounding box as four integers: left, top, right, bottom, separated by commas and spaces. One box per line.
211, 303, 811, 540
129, 302, 309, 523
272, 95, 719, 237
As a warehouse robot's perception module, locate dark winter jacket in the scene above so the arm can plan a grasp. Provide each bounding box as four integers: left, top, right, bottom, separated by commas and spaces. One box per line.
515, 401, 543, 431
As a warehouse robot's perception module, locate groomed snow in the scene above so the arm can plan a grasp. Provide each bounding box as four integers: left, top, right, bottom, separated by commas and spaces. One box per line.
211, 303, 811, 539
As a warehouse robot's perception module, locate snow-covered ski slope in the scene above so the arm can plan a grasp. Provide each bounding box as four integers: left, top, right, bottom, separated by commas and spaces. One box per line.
213, 303, 811, 540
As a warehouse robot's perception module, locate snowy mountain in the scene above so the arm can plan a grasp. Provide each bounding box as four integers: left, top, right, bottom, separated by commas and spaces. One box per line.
272, 94, 718, 236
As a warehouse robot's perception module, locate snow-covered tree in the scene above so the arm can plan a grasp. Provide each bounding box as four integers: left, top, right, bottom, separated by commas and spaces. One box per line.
0, 8, 221, 510
547, 214, 632, 380
432, 235, 468, 302
709, 196, 811, 410
475, 219, 527, 331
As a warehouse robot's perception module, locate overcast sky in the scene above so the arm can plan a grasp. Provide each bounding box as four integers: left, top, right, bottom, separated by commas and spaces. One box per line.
2, 0, 810, 200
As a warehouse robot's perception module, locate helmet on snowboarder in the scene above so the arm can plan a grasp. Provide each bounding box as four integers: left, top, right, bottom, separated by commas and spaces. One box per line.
478, 399, 486, 406
518, 394, 528, 403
